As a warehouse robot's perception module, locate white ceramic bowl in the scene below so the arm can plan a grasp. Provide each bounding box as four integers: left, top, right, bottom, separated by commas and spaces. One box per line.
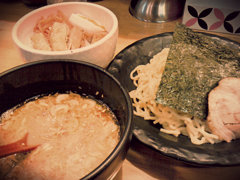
12, 2, 118, 68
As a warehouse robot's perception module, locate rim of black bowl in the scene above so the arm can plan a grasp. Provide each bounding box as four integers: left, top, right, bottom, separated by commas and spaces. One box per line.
0, 59, 133, 179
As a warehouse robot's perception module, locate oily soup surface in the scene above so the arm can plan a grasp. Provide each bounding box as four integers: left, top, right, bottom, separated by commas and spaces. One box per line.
0, 93, 120, 180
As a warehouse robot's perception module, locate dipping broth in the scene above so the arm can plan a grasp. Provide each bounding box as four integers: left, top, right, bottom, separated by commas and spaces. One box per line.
0, 93, 120, 179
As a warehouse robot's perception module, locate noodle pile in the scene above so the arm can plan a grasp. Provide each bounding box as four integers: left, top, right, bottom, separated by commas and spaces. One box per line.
129, 48, 219, 145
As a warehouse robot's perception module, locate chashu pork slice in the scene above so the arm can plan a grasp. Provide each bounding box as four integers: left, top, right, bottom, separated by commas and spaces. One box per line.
207, 77, 240, 142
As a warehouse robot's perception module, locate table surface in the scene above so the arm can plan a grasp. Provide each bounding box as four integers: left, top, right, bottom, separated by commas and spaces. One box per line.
0, 1, 240, 180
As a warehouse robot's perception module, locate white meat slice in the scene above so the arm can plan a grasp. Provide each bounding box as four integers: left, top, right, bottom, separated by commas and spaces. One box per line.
67, 26, 84, 50
69, 13, 105, 33
207, 77, 240, 142
50, 22, 69, 51
31, 32, 51, 51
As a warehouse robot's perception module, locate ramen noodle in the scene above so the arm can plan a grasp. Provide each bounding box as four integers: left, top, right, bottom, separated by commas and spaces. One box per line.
129, 48, 219, 145
0, 93, 120, 179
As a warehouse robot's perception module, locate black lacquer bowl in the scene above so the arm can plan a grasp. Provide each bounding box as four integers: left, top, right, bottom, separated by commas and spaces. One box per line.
0, 60, 133, 179
107, 32, 240, 166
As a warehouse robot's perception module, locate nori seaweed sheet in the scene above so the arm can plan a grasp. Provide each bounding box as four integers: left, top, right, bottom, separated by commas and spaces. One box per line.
156, 24, 240, 120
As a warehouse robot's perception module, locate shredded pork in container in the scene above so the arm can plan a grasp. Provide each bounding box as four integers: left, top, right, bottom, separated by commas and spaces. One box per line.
31, 10, 107, 51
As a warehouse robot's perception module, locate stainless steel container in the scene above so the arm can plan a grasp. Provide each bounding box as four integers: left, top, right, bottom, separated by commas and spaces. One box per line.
129, 0, 185, 23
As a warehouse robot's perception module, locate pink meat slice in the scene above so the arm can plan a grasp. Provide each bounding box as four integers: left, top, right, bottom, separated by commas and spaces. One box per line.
207, 77, 240, 142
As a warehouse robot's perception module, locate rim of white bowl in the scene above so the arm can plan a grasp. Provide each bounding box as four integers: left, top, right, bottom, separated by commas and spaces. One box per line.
12, 2, 118, 55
